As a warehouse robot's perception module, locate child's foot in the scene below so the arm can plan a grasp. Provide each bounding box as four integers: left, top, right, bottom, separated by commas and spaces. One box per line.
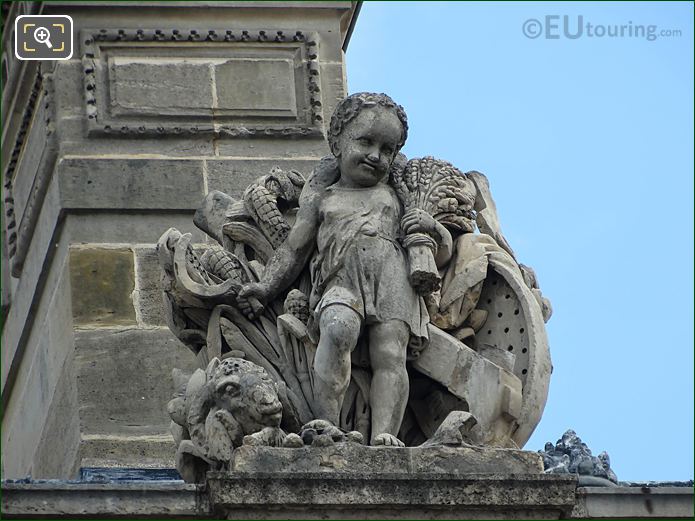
371, 433, 405, 447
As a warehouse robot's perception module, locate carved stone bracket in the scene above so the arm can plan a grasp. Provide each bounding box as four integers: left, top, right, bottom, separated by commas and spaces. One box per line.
80, 28, 323, 138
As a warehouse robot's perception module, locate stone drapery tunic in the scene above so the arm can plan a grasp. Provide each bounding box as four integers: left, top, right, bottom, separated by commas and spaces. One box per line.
308, 181, 429, 343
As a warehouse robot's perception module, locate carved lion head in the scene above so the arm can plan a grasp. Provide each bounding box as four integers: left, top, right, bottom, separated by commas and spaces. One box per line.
207, 357, 283, 434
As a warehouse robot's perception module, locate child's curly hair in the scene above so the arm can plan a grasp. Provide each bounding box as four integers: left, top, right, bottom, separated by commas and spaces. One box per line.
328, 92, 408, 157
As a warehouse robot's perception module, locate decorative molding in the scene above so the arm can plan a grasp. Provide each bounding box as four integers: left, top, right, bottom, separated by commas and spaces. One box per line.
3, 67, 42, 261
11, 73, 58, 278
81, 29, 323, 138
2, 67, 59, 278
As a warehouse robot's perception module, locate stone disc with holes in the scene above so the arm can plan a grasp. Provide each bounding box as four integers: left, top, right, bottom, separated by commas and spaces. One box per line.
471, 255, 551, 448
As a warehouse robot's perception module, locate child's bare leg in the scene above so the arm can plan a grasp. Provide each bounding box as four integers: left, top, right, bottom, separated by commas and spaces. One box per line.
312, 305, 362, 425
368, 320, 409, 446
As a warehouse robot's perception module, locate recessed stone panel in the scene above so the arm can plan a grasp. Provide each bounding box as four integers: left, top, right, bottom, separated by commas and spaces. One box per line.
215, 58, 297, 116
82, 29, 323, 138
109, 57, 214, 117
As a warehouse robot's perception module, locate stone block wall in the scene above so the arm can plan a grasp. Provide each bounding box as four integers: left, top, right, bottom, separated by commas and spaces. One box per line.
1, 1, 358, 477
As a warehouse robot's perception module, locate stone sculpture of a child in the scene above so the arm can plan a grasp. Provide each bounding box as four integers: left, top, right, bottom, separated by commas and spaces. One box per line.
238, 93, 447, 446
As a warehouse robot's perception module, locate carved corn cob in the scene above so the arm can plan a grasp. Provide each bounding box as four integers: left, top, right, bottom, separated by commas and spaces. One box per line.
199, 245, 247, 284
243, 184, 291, 249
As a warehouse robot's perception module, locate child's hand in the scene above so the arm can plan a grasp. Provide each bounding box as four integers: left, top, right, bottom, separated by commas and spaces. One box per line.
401, 209, 438, 237
237, 282, 269, 319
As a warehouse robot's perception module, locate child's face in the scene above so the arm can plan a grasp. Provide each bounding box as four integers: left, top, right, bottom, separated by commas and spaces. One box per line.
335, 106, 403, 188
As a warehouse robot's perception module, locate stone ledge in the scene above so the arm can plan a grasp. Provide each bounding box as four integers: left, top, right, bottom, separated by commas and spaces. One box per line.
80, 435, 177, 469
572, 486, 695, 519
1, 481, 209, 519
207, 472, 578, 519
4, 476, 692, 519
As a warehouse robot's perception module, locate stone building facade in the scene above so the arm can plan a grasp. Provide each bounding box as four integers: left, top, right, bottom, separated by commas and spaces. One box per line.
1, 0, 359, 478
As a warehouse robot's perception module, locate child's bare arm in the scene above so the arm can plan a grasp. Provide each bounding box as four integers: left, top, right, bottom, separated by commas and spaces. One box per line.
238, 188, 320, 317
432, 220, 453, 267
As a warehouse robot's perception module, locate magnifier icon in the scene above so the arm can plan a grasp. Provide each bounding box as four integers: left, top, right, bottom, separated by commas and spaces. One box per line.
33, 26, 53, 49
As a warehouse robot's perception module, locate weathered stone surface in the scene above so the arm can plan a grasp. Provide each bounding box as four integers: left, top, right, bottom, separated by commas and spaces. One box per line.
571, 486, 694, 519
58, 158, 205, 210
57, 117, 216, 156
214, 136, 330, 158
215, 58, 297, 116
207, 473, 578, 519
106, 54, 306, 118
230, 444, 544, 475
3, 479, 693, 519
110, 58, 214, 116
74, 328, 197, 438
312, 29, 345, 64
318, 62, 348, 123
2, 223, 70, 393
206, 159, 317, 199
1, 237, 76, 479
1, 482, 208, 518
52, 60, 85, 119
133, 247, 167, 326
1, 169, 62, 375
32, 358, 81, 479
69, 247, 136, 327
80, 434, 177, 469
66, 212, 205, 245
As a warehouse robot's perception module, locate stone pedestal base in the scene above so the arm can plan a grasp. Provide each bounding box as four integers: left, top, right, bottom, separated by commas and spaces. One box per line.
203, 445, 577, 519
230, 443, 545, 474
